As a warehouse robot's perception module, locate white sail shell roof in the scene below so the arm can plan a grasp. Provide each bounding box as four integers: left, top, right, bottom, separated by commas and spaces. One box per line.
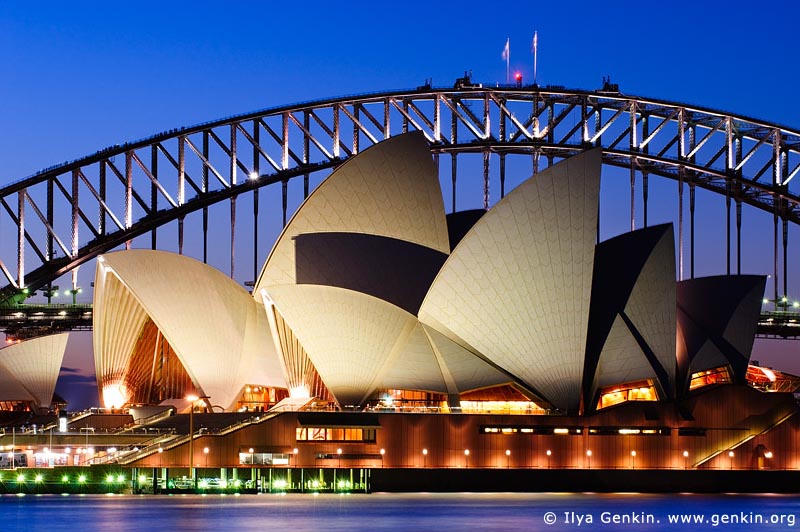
93, 250, 286, 410
0, 333, 68, 408
256, 132, 450, 292
267, 284, 509, 405
419, 149, 602, 411
594, 226, 677, 395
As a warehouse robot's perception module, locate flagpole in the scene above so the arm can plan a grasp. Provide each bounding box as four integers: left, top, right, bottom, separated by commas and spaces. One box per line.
533, 31, 538, 85
506, 38, 510, 84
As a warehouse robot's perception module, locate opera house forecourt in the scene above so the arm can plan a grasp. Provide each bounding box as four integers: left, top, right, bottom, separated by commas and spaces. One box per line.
2, 132, 800, 492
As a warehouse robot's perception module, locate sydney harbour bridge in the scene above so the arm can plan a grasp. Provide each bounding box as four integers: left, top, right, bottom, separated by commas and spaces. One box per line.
2, 76, 800, 340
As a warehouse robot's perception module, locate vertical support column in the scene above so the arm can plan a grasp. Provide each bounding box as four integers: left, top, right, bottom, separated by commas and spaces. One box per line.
282, 112, 290, 171
547, 100, 554, 167
483, 93, 491, 140
736, 199, 743, 275
230, 196, 236, 279
230, 124, 238, 280
678, 170, 684, 281
483, 94, 490, 209
581, 96, 589, 143
725, 117, 733, 275
99, 161, 106, 236
333, 105, 340, 158
499, 156, 506, 199
773, 209, 779, 306
772, 129, 781, 305
433, 94, 441, 142
177, 135, 186, 256
725, 180, 732, 275
688, 122, 696, 278
352, 104, 360, 155
451, 101, 458, 212
151, 145, 158, 250
303, 111, 310, 198
782, 146, 790, 298
735, 134, 743, 274
17, 190, 25, 289
125, 150, 133, 250
641, 113, 649, 228
202, 132, 209, 262
71, 169, 79, 263
689, 182, 696, 279
71, 169, 80, 292
677, 108, 686, 281
629, 160, 636, 232
783, 217, 789, 299
282, 180, 288, 227
483, 150, 490, 211
499, 97, 506, 198
252, 119, 260, 283
46, 179, 54, 263
383, 99, 391, 140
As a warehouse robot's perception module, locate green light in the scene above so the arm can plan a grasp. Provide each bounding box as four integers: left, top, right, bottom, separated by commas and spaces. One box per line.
106, 474, 115, 483
763, 298, 770, 304
78, 475, 87, 484
117, 474, 125, 483
138, 475, 146, 483
62, 475, 70, 483
16, 473, 25, 483
234, 480, 242, 488
198, 479, 209, 489
273, 479, 287, 489
34, 474, 43, 483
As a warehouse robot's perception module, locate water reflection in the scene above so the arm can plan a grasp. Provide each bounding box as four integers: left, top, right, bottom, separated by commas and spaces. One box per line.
1, 492, 798, 531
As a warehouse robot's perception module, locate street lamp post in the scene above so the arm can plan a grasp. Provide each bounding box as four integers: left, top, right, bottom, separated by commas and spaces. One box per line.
683, 450, 689, 469
422, 448, 428, 468
505, 449, 511, 468
186, 394, 208, 490
586, 450, 592, 469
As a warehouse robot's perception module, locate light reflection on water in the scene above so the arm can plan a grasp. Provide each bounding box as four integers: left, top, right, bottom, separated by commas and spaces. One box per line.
1, 492, 798, 531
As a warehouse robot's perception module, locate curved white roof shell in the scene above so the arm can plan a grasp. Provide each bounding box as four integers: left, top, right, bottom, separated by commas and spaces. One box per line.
256, 132, 449, 292
419, 149, 602, 411
589, 225, 677, 400
93, 250, 286, 410
266, 284, 509, 405
0, 333, 68, 408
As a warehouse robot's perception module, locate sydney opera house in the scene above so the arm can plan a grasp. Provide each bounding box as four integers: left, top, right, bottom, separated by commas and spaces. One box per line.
3, 132, 800, 486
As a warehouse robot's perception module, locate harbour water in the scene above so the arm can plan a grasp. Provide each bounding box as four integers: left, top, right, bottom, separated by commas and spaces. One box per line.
1, 492, 798, 531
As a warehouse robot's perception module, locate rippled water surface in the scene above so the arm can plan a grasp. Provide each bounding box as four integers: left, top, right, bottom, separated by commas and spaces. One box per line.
1, 492, 798, 531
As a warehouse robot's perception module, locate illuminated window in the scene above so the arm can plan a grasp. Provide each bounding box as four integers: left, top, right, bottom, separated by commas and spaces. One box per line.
295, 427, 376, 442
597, 379, 658, 410
689, 366, 732, 390
459, 385, 546, 415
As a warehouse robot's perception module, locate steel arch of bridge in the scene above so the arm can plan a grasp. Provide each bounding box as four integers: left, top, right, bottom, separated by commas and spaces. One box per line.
3, 81, 800, 306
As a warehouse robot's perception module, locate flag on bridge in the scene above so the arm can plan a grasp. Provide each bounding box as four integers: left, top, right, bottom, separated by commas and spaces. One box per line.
501, 38, 510, 83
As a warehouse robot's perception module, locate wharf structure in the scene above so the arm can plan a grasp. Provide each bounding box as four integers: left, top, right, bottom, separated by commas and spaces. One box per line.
2, 133, 800, 492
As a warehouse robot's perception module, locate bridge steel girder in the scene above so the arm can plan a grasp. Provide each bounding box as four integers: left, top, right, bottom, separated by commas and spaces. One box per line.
3, 85, 800, 306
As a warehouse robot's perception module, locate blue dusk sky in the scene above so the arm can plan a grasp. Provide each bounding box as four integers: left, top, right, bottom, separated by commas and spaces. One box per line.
2, 1, 799, 408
